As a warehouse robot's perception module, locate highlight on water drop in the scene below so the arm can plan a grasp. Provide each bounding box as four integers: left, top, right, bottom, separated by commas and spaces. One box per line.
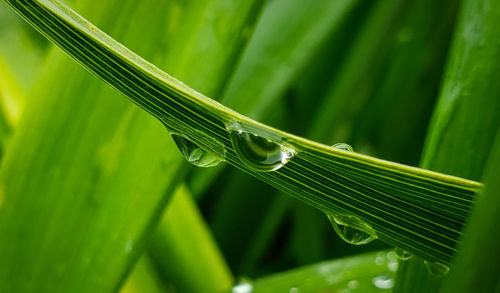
424, 260, 450, 277
170, 133, 224, 168
327, 213, 377, 245
227, 121, 295, 172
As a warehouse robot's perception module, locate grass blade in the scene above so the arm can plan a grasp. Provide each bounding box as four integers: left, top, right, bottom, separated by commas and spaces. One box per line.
3, 0, 483, 265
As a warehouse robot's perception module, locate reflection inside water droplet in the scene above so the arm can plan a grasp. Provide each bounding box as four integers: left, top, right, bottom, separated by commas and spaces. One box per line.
327, 214, 377, 245
372, 274, 394, 289
424, 260, 449, 277
228, 123, 295, 172
171, 133, 224, 168
394, 248, 413, 260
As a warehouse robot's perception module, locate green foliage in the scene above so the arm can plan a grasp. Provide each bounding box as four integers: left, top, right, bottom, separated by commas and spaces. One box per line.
1, 0, 498, 292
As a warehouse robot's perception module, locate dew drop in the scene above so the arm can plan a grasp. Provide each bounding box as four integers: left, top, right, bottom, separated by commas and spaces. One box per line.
347, 280, 359, 290
228, 124, 295, 172
332, 143, 354, 152
232, 278, 253, 293
372, 274, 394, 289
424, 260, 449, 277
289, 287, 299, 293
394, 248, 413, 260
327, 214, 377, 245
171, 133, 224, 168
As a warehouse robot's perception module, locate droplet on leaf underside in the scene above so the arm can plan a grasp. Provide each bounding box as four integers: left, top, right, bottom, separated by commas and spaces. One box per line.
171, 133, 224, 168
424, 260, 449, 277
227, 122, 295, 172
394, 247, 413, 260
332, 143, 354, 152
327, 214, 377, 245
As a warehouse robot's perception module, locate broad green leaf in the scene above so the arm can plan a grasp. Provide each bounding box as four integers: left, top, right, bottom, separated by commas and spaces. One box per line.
243, 250, 397, 293
394, 0, 500, 290
0, 0, 263, 292
3, 0, 483, 265
0, 1, 177, 292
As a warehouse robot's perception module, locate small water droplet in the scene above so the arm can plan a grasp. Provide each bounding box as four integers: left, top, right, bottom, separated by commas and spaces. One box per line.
289, 287, 299, 293
232, 278, 253, 293
347, 280, 359, 290
386, 251, 399, 272
372, 275, 394, 289
332, 143, 354, 152
228, 123, 295, 172
394, 248, 413, 260
375, 256, 385, 266
327, 214, 377, 245
171, 133, 224, 167
424, 260, 449, 277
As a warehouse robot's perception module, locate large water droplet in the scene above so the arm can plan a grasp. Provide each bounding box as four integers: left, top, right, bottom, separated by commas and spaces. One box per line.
327, 214, 377, 245
232, 278, 253, 293
228, 123, 295, 172
372, 274, 394, 289
171, 133, 224, 168
332, 143, 354, 152
394, 248, 413, 260
424, 260, 449, 277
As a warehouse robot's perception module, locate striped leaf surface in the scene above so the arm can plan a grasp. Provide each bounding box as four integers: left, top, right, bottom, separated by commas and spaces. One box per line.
3, 0, 482, 265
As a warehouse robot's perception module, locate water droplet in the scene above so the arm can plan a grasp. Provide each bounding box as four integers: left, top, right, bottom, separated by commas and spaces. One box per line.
327, 214, 377, 245
372, 275, 394, 289
375, 255, 385, 266
171, 133, 224, 167
332, 143, 354, 152
394, 248, 413, 260
386, 251, 399, 272
424, 260, 449, 277
232, 278, 253, 293
347, 280, 359, 290
289, 287, 299, 293
228, 123, 295, 172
